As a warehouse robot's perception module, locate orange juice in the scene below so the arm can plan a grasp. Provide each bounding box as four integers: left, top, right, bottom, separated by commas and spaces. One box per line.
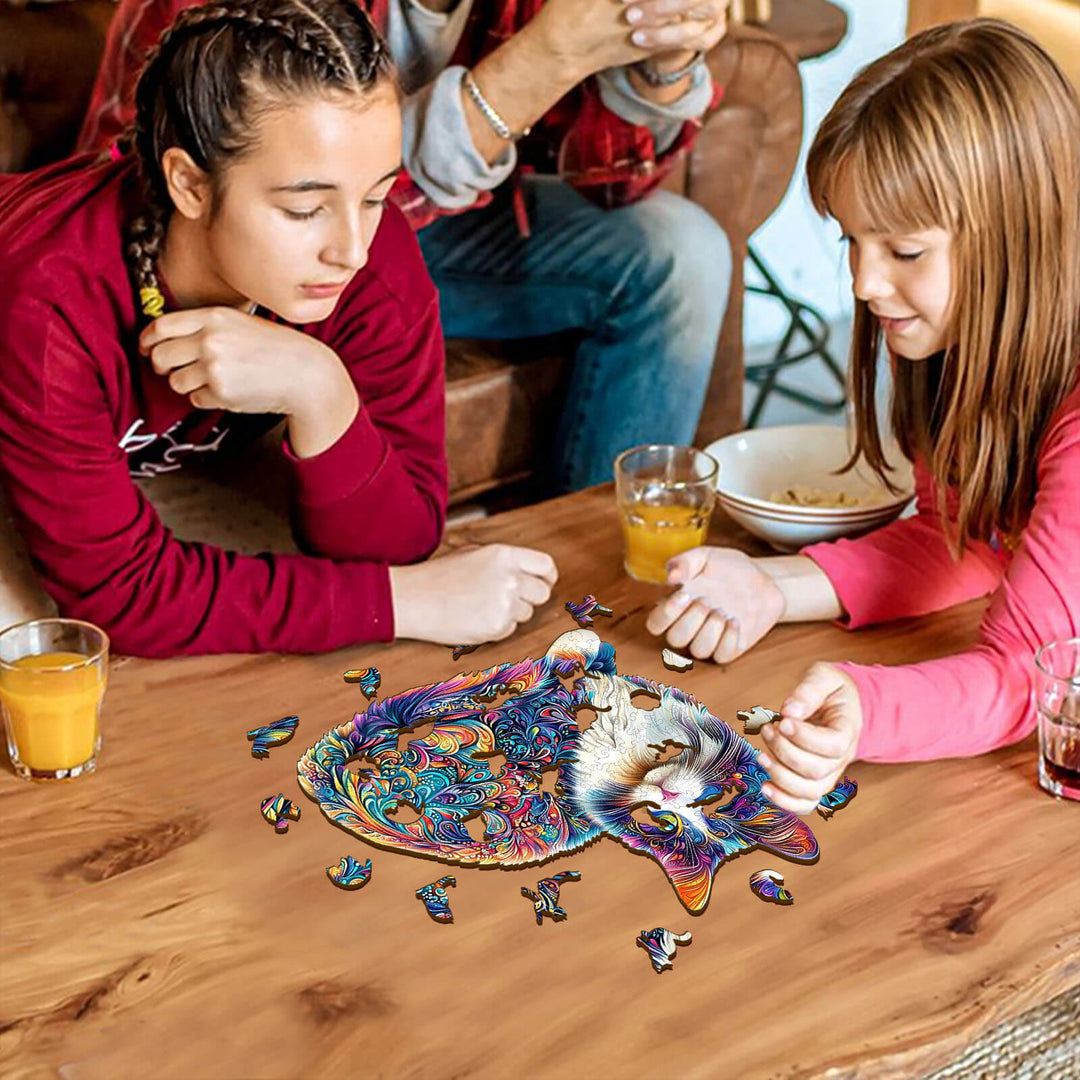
620, 504, 709, 584
0, 652, 105, 774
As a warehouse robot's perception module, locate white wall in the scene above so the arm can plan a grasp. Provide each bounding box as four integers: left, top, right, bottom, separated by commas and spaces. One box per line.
745, 0, 909, 347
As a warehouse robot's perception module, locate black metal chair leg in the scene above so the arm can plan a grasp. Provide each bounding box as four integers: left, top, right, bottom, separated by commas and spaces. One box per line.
744, 244, 848, 426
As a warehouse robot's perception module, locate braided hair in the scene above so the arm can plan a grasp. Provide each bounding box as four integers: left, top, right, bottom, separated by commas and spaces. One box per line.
126, 0, 393, 318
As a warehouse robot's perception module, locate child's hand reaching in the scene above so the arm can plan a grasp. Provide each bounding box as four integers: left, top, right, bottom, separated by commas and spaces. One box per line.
644, 546, 785, 663
757, 663, 863, 815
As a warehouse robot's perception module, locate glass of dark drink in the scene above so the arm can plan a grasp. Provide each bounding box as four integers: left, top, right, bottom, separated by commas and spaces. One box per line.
1033, 638, 1080, 801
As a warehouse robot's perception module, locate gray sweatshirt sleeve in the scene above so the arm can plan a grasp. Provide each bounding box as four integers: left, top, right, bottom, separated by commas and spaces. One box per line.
595, 63, 714, 155
402, 65, 517, 211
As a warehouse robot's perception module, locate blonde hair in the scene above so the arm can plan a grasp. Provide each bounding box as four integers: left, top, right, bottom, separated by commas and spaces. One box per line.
807, 18, 1080, 554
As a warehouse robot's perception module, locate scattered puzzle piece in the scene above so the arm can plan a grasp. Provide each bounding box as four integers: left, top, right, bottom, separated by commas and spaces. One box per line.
565, 595, 613, 628
452, 644, 480, 661
637, 927, 692, 973
327, 855, 372, 890
247, 715, 299, 758
521, 871, 581, 924
737, 706, 782, 735
261, 793, 300, 832
749, 869, 794, 905
416, 876, 457, 922
343, 667, 381, 697
817, 776, 858, 819
662, 649, 693, 672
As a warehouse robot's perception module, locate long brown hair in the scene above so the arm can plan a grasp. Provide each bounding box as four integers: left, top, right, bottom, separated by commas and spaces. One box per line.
126, 0, 393, 311
807, 18, 1080, 555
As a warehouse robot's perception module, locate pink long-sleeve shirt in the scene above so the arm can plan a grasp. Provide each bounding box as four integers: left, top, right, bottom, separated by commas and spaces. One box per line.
801, 385, 1080, 763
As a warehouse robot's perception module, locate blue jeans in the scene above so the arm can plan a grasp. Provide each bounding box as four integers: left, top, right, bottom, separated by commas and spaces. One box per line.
418, 176, 733, 492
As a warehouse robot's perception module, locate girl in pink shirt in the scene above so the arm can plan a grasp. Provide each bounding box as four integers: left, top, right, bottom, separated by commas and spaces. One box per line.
647, 19, 1080, 814
0, 0, 556, 656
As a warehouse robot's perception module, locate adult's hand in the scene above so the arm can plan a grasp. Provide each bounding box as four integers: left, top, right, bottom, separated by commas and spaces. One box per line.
623, 0, 731, 70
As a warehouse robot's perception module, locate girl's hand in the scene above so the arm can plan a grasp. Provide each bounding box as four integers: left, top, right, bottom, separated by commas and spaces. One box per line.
390, 544, 559, 646
644, 546, 785, 663
757, 663, 863, 815
623, 0, 730, 66
140, 307, 353, 420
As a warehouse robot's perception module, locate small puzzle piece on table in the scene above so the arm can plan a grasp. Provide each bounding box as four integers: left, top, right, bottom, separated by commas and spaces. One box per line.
662, 649, 693, 672
416, 876, 457, 922
247, 715, 298, 758
737, 706, 782, 735
327, 855, 372, 890
521, 871, 581, 924
343, 666, 381, 698
261, 793, 301, 832
566, 595, 613, 628
749, 869, 794, 905
637, 927, 692, 973
451, 644, 480, 661
817, 776, 857, 819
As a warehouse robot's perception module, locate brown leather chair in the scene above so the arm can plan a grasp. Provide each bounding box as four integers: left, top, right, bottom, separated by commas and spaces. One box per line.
0, 3, 804, 505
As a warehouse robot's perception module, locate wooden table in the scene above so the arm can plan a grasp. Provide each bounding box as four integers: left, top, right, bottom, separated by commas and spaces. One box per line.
2, 486, 1079, 1080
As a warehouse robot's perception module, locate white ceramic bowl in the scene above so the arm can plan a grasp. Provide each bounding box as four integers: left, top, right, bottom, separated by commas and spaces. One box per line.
703, 425, 915, 553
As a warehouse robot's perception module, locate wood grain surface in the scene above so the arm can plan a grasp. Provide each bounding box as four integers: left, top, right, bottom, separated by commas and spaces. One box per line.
2, 486, 1078, 1080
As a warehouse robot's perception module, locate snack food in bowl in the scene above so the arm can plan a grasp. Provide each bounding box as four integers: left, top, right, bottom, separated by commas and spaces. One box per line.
704, 425, 915, 552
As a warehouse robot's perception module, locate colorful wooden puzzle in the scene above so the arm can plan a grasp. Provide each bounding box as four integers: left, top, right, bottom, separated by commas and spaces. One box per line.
297, 630, 819, 914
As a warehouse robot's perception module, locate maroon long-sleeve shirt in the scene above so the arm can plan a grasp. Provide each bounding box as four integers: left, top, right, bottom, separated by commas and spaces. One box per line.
0, 155, 448, 657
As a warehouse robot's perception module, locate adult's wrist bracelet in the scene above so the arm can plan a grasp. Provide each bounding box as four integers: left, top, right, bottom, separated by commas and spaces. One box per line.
463, 71, 530, 141
632, 50, 706, 87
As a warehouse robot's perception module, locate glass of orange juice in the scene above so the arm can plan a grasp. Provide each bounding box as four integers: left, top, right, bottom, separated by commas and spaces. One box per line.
0, 618, 108, 781
615, 445, 718, 584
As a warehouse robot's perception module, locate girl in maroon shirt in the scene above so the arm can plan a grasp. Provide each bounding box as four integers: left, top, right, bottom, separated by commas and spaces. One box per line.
0, 0, 555, 657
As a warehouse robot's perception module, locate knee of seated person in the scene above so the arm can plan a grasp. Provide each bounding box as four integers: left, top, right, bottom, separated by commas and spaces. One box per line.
620, 193, 732, 313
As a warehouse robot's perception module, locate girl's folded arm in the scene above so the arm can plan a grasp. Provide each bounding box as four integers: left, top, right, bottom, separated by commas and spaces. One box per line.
0, 307, 397, 659
284, 286, 448, 565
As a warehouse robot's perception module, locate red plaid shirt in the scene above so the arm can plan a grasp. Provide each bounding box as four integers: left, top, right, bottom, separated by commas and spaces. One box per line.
78, 0, 722, 229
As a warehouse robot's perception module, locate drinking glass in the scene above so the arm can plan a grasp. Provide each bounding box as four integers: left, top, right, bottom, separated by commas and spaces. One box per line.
615, 445, 718, 585
1033, 637, 1080, 801
0, 618, 108, 781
